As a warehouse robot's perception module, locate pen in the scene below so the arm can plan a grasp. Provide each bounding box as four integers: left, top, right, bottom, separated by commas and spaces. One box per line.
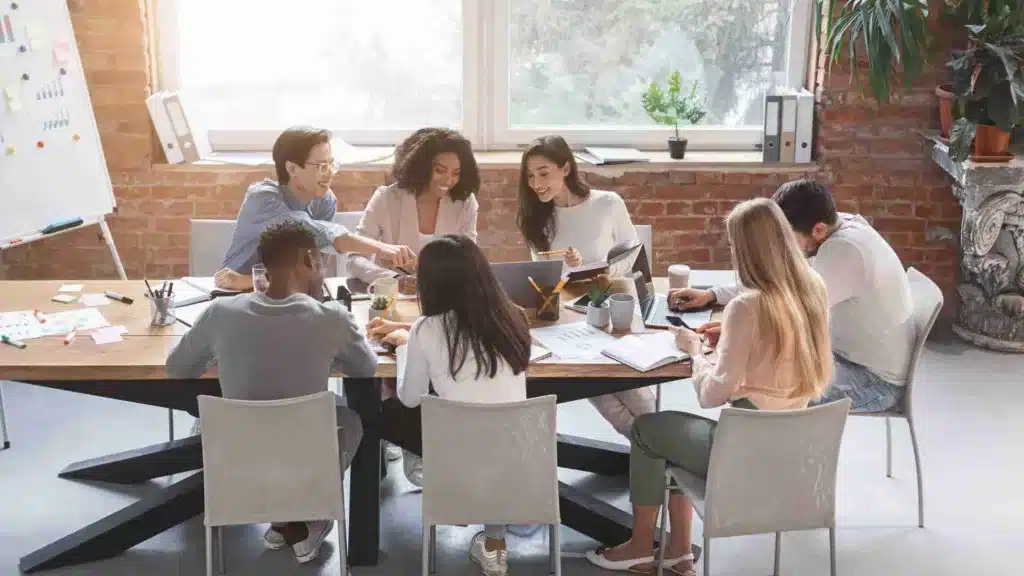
104, 291, 134, 305
63, 328, 77, 345
33, 309, 46, 323
537, 249, 569, 257
167, 282, 173, 298
1, 335, 26, 349
143, 278, 155, 298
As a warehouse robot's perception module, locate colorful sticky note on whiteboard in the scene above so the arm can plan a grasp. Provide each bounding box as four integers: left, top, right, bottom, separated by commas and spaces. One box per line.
52, 38, 71, 65
3, 86, 21, 112
25, 24, 48, 50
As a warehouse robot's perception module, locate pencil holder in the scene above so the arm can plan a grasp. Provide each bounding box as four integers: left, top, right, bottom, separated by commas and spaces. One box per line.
535, 286, 560, 322
149, 295, 175, 326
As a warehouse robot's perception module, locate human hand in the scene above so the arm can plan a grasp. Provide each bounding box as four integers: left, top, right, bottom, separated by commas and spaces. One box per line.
564, 246, 584, 268
696, 321, 722, 348
398, 274, 418, 295
670, 325, 704, 356
667, 288, 714, 311
379, 243, 416, 270
214, 268, 251, 291
382, 328, 410, 348
367, 318, 412, 340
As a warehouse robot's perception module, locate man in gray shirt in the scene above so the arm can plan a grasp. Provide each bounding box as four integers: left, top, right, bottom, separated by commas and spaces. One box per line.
214, 126, 415, 291
167, 220, 378, 564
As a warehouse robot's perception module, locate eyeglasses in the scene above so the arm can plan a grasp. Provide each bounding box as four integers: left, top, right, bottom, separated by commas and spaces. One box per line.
303, 160, 342, 177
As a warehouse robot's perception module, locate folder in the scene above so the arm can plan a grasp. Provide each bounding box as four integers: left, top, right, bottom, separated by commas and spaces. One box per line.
763, 95, 782, 163
146, 91, 209, 164
779, 90, 797, 163
795, 88, 814, 163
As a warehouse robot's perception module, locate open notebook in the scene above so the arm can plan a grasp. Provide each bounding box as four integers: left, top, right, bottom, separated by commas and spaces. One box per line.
601, 331, 689, 373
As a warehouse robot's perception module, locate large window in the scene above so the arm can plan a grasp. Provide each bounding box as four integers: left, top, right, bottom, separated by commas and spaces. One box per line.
156, 0, 812, 152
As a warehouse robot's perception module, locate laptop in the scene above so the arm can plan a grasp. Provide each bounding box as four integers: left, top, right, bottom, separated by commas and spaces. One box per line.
490, 260, 564, 310
634, 271, 713, 329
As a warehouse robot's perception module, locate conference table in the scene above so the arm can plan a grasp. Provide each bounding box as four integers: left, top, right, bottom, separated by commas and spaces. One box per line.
0, 277, 701, 572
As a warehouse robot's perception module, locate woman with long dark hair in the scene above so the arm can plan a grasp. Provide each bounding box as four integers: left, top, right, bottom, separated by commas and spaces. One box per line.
516, 135, 655, 439
371, 234, 530, 576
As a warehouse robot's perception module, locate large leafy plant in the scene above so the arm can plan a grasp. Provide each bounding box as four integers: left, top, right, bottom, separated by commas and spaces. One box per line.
816, 0, 932, 103
947, 7, 1024, 161
641, 72, 707, 141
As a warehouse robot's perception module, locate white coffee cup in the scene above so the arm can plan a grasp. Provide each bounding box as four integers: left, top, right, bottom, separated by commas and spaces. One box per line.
668, 264, 692, 290
369, 276, 399, 298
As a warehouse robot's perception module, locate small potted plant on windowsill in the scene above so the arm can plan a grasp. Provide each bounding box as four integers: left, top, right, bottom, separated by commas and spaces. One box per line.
641, 72, 707, 160
368, 295, 392, 321
586, 281, 612, 329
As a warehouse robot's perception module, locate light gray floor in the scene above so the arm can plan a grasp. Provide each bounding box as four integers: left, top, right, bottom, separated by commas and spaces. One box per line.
1, 325, 1022, 575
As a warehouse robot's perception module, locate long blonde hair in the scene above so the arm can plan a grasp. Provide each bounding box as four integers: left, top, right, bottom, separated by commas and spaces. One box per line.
726, 198, 832, 399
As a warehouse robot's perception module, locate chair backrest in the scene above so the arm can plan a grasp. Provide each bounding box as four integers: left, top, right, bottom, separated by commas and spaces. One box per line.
903, 267, 943, 412
333, 211, 365, 276
702, 398, 852, 538
189, 219, 237, 276
634, 224, 653, 270
421, 395, 559, 526
198, 391, 345, 527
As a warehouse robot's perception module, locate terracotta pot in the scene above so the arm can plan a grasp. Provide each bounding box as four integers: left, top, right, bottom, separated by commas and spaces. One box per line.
972, 124, 1012, 160
935, 84, 954, 139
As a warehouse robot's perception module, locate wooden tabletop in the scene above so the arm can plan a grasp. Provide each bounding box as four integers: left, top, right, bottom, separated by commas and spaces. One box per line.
0, 278, 695, 382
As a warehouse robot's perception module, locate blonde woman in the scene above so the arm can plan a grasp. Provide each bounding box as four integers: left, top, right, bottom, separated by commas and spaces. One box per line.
587, 198, 833, 575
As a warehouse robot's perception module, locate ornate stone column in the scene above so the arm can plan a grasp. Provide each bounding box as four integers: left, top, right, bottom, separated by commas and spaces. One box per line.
931, 142, 1024, 352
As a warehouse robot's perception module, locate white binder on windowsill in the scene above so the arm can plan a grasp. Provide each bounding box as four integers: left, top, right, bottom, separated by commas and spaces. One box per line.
146, 91, 211, 164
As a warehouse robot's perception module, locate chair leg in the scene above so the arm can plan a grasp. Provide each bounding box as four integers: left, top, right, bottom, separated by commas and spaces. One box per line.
773, 532, 781, 576
429, 525, 437, 574
703, 535, 710, 576
829, 527, 837, 576
338, 507, 348, 576
0, 381, 10, 450
549, 523, 561, 576
656, 474, 670, 576
655, 384, 662, 412
908, 418, 924, 528
885, 417, 892, 478
421, 524, 430, 576
216, 526, 226, 574
205, 526, 214, 576
168, 408, 175, 442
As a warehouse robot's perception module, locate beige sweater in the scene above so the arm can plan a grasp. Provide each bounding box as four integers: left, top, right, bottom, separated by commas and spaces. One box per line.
692, 290, 826, 411
345, 184, 479, 282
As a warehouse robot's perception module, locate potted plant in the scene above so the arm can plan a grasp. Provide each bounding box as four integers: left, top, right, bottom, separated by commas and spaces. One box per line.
368, 295, 392, 321
586, 282, 612, 329
641, 72, 707, 159
947, 8, 1024, 162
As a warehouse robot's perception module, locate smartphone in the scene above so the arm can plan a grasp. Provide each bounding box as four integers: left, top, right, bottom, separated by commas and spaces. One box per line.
665, 316, 687, 328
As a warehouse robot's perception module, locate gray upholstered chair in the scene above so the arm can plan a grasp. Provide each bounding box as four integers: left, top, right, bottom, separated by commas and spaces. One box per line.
850, 267, 942, 528
420, 395, 561, 575
657, 398, 852, 576
189, 219, 238, 276
198, 391, 349, 576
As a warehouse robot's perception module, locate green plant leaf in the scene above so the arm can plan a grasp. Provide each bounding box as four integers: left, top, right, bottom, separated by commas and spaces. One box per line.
948, 117, 977, 162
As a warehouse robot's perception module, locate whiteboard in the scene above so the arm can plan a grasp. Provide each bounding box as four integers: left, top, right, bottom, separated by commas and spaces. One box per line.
0, 0, 116, 246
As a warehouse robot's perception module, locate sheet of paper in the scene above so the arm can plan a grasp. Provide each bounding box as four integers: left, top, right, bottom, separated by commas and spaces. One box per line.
530, 345, 552, 363
173, 300, 212, 327
51, 294, 78, 304
530, 322, 617, 360
91, 325, 127, 345
4, 86, 21, 112
58, 284, 84, 293
41, 308, 110, 336
80, 293, 110, 307
0, 311, 44, 340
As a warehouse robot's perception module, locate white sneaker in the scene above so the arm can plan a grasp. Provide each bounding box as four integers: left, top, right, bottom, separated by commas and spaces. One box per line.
291, 520, 334, 564
469, 531, 508, 576
190, 418, 201, 436
403, 450, 423, 487
385, 442, 402, 462
263, 526, 286, 550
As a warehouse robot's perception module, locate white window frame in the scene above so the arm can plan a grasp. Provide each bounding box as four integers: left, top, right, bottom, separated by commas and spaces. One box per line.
154, 0, 813, 153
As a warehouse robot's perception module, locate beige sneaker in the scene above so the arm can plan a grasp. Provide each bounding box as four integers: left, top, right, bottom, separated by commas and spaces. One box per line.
403, 450, 423, 487
291, 520, 334, 564
469, 531, 508, 576
263, 526, 286, 550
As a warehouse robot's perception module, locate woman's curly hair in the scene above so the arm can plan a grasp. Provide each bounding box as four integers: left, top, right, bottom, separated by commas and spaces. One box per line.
391, 127, 480, 201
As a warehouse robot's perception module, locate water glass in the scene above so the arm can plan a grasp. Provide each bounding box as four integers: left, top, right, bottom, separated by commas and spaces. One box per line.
252, 263, 270, 293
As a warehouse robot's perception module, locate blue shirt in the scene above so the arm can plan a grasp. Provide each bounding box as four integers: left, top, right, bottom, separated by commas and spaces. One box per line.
220, 179, 349, 273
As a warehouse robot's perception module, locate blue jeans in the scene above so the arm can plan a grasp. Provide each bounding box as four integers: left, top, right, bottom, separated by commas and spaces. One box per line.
812, 354, 905, 413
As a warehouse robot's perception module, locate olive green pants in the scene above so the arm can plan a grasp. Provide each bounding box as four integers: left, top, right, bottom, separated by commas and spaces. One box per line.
629, 399, 757, 506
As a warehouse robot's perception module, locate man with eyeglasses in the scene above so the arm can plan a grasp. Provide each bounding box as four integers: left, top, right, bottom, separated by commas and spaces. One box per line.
214, 126, 416, 291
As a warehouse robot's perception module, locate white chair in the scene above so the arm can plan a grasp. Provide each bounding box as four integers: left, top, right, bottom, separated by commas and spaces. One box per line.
198, 391, 349, 576
850, 267, 942, 528
189, 219, 238, 276
0, 381, 9, 451
420, 395, 561, 575
332, 211, 364, 276
634, 224, 653, 271
657, 398, 852, 576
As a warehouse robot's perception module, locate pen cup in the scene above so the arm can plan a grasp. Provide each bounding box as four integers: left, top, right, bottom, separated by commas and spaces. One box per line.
535, 286, 560, 322
149, 295, 175, 326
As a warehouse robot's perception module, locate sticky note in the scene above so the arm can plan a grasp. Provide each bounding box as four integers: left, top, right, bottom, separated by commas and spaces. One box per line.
25, 24, 48, 50
52, 38, 70, 65
80, 293, 110, 307
51, 294, 77, 303
58, 284, 84, 293
91, 325, 127, 345
4, 86, 21, 112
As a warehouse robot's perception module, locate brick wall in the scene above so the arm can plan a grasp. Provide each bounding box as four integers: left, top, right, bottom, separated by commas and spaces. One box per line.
3, 0, 961, 305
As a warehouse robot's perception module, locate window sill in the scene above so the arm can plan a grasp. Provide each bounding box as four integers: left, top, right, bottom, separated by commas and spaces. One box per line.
151, 148, 818, 173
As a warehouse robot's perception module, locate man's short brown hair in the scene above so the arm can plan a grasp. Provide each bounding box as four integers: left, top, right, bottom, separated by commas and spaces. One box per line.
272, 126, 331, 185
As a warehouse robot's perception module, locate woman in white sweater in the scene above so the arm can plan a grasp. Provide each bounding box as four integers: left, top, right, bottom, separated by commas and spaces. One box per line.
516, 135, 655, 437
373, 234, 532, 576
347, 127, 480, 292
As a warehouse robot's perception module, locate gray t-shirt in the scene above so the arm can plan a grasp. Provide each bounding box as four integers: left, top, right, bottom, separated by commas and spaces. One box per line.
166, 292, 378, 400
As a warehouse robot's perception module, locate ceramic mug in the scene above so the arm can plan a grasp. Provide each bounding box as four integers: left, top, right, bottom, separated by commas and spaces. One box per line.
369, 276, 399, 299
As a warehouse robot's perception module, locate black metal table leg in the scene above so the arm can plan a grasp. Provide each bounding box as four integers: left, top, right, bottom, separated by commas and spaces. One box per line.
58, 436, 203, 484
343, 378, 383, 567
19, 472, 205, 573
557, 433, 630, 475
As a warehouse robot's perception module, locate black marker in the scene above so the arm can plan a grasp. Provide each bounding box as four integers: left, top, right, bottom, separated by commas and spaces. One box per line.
104, 291, 134, 304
